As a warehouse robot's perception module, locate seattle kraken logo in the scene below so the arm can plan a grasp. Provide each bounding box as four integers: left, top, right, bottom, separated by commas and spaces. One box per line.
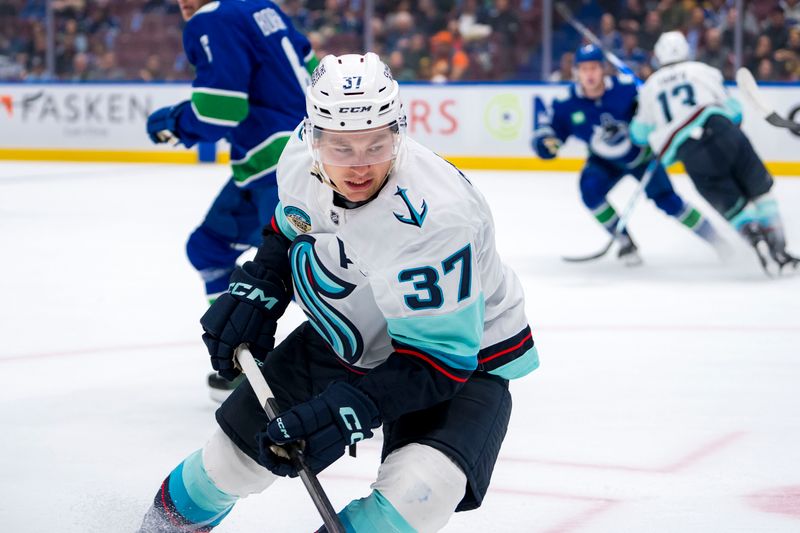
290, 235, 363, 363
393, 186, 427, 228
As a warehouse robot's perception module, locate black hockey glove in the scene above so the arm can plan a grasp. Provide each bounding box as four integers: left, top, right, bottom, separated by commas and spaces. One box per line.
256, 382, 381, 477
200, 261, 290, 380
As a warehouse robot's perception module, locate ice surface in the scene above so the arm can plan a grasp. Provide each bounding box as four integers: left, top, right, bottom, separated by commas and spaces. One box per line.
1, 162, 798, 532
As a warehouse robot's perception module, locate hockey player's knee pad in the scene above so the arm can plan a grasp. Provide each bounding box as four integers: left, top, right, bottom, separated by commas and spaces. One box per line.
186, 226, 243, 273
372, 443, 467, 532
203, 428, 279, 497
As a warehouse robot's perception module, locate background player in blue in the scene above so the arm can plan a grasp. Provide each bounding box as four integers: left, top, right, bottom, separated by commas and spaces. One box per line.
145, 0, 316, 397
533, 44, 725, 265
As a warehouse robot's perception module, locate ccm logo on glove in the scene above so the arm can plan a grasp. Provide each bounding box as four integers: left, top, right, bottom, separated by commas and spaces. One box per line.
339, 407, 364, 444
228, 281, 281, 309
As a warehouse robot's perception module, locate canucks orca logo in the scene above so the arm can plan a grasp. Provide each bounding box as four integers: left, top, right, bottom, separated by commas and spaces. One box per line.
589, 113, 632, 160
290, 235, 363, 363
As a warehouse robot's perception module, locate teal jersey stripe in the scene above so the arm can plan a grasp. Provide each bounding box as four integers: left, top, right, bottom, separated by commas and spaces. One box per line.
489, 345, 540, 379
386, 294, 484, 371
168, 450, 236, 526
274, 202, 299, 240
661, 107, 739, 167
231, 132, 291, 186
724, 97, 743, 124
339, 489, 416, 533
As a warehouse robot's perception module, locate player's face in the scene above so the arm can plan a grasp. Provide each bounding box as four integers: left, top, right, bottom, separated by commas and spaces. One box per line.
317, 128, 398, 202
176, 0, 208, 21
577, 61, 605, 96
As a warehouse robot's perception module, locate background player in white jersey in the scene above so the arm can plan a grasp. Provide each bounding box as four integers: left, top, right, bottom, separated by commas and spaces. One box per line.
138, 53, 539, 532
630, 31, 798, 273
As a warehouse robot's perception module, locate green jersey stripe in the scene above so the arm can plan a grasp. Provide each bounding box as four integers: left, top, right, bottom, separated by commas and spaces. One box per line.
231, 133, 291, 185
191, 91, 249, 124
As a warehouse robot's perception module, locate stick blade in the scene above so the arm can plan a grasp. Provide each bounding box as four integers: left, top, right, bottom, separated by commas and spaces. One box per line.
735, 67, 772, 118
561, 240, 614, 263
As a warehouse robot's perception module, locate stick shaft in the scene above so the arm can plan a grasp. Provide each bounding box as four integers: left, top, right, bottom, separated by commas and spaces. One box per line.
236, 348, 345, 533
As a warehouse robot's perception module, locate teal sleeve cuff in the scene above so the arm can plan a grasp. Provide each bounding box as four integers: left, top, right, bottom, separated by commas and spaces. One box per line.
724, 97, 743, 125
629, 119, 653, 146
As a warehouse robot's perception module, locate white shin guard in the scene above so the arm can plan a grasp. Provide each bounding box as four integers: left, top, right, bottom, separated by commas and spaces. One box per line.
202, 428, 279, 498
371, 443, 467, 533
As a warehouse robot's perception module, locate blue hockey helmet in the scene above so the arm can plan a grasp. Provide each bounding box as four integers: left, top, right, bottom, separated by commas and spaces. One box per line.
575, 44, 604, 64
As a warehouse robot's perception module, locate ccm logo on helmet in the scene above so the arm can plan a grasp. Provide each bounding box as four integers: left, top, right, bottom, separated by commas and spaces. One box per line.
339, 106, 372, 113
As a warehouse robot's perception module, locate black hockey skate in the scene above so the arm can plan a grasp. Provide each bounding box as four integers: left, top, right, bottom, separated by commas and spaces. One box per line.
208, 372, 245, 403
617, 234, 643, 267
740, 222, 776, 276
764, 229, 800, 274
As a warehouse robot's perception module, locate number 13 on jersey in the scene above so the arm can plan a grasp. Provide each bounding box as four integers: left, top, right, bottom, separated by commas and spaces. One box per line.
398, 244, 473, 310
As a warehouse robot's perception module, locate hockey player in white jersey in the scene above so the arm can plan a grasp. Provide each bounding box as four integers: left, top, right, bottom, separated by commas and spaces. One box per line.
138, 53, 539, 532
630, 31, 798, 273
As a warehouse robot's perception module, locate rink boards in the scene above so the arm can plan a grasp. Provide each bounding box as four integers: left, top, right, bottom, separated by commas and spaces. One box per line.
1, 81, 799, 174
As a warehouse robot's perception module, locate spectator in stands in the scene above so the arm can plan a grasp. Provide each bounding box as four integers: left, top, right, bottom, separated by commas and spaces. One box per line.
138, 53, 163, 82
87, 49, 125, 81
429, 30, 469, 82
782, 0, 800, 26
619, 0, 646, 33
658, 0, 690, 32
748, 34, 774, 74
698, 27, 730, 72
686, 7, 707, 58
457, 0, 491, 42
638, 62, 653, 80
639, 11, 663, 52
787, 27, 800, 55
69, 51, 91, 81
600, 13, 622, 55
416, 0, 448, 36
704, 0, 729, 30
774, 48, 800, 80
25, 55, 48, 80
384, 10, 415, 53
757, 57, 777, 80
619, 30, 647, 72
764, 6, 790, 51
549, 51, 575, 81
486, 0, 520, 49
388, 49, 417, 81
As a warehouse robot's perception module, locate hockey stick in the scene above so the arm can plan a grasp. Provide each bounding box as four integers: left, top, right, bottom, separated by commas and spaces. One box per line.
235, 347, 346, 533
554, 1, 640, 83
562, 156, 659, 262
735, 67, 800, 134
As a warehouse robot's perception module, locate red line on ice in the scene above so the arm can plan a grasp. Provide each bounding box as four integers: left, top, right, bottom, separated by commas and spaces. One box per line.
499, 431, 746, 474
0, 340, 199, 362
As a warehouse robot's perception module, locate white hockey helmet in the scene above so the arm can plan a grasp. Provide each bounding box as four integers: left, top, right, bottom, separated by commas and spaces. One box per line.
654, 31, 690, 66
304, 53, 406, 193
306, 52, 403, 132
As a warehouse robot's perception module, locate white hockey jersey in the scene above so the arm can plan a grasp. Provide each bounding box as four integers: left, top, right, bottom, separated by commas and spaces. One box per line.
272, 125, 538, 383
630, 61, 742, 166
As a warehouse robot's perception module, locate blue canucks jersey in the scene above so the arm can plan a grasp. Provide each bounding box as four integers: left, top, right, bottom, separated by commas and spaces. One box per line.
540, 75, 649, 168
174, 0, 316, 187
